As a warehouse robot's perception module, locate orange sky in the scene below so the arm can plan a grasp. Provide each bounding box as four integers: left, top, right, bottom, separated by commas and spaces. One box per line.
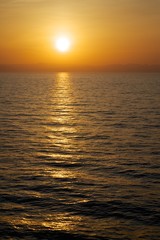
0, 0, 160, 69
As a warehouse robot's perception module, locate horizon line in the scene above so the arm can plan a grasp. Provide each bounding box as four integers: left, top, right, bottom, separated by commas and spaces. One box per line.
0, 63, 160, 72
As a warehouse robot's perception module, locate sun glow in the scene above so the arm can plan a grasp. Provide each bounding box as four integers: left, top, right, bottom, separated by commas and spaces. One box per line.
55, 36, 71, 53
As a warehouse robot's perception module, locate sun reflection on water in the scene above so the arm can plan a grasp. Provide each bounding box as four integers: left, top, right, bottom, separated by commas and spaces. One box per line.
41, 72, 80, 232
49, 72, 77, 132
42, 213, 82, 232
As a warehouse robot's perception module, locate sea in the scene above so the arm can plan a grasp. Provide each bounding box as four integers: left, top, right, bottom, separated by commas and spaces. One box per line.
0, 72, 160, 240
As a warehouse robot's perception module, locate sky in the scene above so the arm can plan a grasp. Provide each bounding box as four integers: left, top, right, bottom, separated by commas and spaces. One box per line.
0, 0, 160, 70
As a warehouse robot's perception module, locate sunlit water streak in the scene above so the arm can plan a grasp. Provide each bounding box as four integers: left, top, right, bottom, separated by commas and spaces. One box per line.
0, 72, 160, 240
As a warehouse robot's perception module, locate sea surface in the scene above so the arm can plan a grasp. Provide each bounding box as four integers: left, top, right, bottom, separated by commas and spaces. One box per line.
0, 72, 160, 240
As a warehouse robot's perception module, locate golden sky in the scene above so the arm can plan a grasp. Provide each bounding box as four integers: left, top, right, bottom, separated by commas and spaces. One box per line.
0, 0, 160, 69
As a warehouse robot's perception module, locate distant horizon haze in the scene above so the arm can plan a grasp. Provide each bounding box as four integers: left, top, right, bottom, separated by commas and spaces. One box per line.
0, 63, 160, 72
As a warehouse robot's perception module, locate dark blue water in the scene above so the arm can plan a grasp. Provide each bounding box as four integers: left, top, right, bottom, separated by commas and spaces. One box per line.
0, 72, 160, 240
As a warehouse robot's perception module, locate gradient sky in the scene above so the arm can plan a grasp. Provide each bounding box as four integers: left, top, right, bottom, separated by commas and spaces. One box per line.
0, 0, 160, 68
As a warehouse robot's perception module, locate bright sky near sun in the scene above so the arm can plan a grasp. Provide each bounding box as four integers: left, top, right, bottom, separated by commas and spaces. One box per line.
0, 0, 160, 69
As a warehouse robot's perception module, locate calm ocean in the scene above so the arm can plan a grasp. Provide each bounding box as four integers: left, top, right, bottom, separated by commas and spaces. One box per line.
0, 72, 160, 240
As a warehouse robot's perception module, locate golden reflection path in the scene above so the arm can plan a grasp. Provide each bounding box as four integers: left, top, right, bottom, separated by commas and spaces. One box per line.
41, 72, 83, 232
47, 72, 78, 153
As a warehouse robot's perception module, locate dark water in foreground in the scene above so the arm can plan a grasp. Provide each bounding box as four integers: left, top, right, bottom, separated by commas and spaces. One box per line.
0, 72, 160, 240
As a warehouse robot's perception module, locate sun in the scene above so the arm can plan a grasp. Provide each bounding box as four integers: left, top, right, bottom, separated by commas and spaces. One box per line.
55, 36, 71, 53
